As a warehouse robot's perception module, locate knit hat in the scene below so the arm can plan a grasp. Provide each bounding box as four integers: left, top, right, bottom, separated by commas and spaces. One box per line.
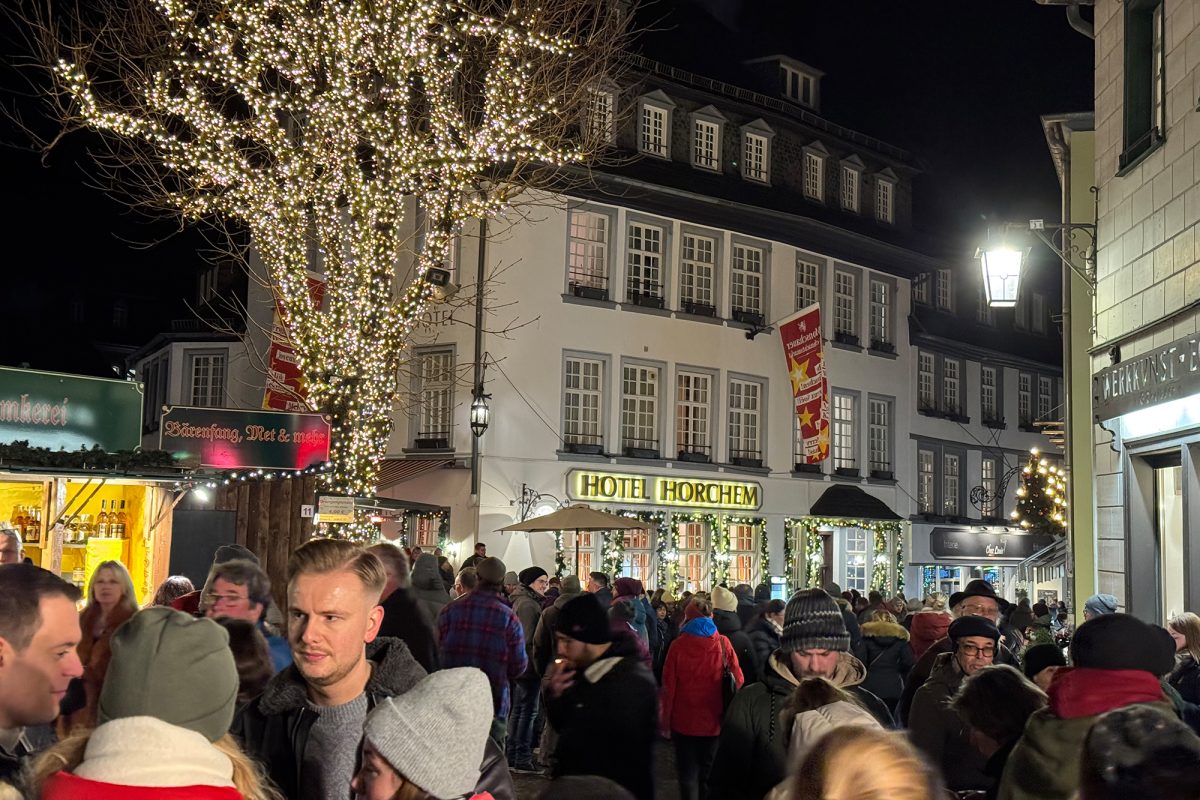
476, 557, 507, 587
781, 589, 850, 653
364, 668, 492, 799
1023, 643, 1067, 680
1032, 601, 1050, 618
1082, 704, 1200, 795
97, 607, 237, 742
556, 593, 611, 644
613, 577, 642, 599
684, 598, 711, 620
1072, 613, 1176, 675
213, 543, 258, 566
948, 615, 1001, 644
503, 571, 519, 586
561, 575, 582, 594
519, 566, 548, 587
711, 585, 738, 613
822, 582, 843, 596
1084, 593, 1119, 617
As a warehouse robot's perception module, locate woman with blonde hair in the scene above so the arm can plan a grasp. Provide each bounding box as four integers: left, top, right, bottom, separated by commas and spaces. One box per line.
58, 560, 139, 733
1167, 611, 1200, 704
792, 726, 945, 800
32, 607, 279, 800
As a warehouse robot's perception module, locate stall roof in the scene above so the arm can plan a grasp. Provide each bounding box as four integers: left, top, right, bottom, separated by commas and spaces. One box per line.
0, 465, 196, 485
809, 485, 903, 521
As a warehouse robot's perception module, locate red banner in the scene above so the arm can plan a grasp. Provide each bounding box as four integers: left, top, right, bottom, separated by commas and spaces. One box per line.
779, 303, 829, 463
263, 274, 326, 412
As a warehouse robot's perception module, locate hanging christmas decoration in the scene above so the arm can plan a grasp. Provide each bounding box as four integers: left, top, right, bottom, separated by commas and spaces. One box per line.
1010, 448, 1068, 536
553, 530, 568, 578
789, 518, 905, 594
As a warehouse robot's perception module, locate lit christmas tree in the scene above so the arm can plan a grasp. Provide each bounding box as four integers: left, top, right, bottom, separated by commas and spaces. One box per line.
1010, 448, 1067, 536
37, 0, 628, 536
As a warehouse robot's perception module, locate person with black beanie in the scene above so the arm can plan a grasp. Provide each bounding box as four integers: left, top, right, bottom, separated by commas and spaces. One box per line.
1022, 642, 1067, 692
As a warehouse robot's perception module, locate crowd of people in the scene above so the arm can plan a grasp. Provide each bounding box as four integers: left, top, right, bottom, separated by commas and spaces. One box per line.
2, 528, 1200, 800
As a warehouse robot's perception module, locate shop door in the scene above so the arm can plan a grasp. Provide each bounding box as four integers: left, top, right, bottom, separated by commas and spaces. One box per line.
169, 509, 237, 588
1154, 458, 1185, 619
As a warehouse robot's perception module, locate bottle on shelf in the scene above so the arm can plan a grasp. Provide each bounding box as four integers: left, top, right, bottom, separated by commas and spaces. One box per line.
114, 500, 128, 538
14, 505, 27, 543
96, 501, 109, 538
27, 507, 41, 545
79, 513, 92, 540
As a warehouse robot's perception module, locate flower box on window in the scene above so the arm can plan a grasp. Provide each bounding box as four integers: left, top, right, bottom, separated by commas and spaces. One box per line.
982, 417, 1006, 430
833, 331, 860, 346
623, 445, 660, 459
414, 437, 450, 450
794, 463, 822, 474
870, 469, 894, 480
834, 466, 860, 478
730, 455, 763, 468
869, 339, 895, 354
732, 309, 764, 326
570, 283, 608, 301
565, 441, 605, 456
629, 292, 665, 309
680, 300, 717, 317
677, 449, 711, 463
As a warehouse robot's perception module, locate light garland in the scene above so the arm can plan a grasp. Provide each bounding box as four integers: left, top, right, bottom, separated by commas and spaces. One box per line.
790, 517, 905, 595
1011, 448, 1068, 536
553, 530, 568, 578
53, 0, 627, 538
614, 510, 668, 590
670, 511, 723, 590
723, 514, 766, 588
783, 519, 799, 596
600, 529, 625, 579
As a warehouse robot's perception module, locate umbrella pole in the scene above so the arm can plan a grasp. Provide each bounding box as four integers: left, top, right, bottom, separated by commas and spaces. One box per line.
574, 528, 580, 576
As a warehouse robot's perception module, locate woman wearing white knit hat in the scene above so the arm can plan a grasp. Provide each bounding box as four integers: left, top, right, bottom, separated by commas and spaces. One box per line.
353, 668, 496, 800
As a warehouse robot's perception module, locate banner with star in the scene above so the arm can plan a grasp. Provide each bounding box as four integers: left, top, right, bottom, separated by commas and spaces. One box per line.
779, 303, 829, 463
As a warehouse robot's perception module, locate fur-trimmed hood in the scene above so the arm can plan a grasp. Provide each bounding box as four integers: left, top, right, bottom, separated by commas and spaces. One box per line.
860, 621, 910, 641
256, 636, 425, 715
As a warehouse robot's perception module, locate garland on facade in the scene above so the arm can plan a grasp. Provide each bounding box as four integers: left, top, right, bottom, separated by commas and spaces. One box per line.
896, 534, 906, 594
615, 510, 669, 590
553, 530, 568, 578
669, 511, 724, 589
790, 518, 905, 594
759, 522, 771, 578
782, 519, 799, 596
724, 514, 766, 586
600, 529, 625, 579
437, 513, 451, 553
0, 441, 178, 472
871, 529, 889, 591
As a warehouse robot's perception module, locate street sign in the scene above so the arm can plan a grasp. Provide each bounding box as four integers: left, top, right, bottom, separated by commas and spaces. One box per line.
317, 495, 355, 523
160, 406, 330, 469
0, 366, 143, 452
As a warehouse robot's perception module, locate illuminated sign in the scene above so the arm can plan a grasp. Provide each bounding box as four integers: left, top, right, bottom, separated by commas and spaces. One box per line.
567, 470, 762, 511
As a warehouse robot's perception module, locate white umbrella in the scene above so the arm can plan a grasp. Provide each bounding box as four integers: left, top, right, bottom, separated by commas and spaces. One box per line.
497, 504, 648, 575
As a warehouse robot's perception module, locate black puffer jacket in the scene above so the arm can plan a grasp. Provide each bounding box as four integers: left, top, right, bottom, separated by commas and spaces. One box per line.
744, 615, 781, 682
714, 608, 757, 685
232, 637, 514, 800
852, 620, 914, 709
1170, 652, 1200, 704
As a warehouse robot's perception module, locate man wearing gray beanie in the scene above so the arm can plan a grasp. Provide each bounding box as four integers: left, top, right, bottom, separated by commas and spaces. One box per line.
709, 588, 892, 800
1084, 593, 1119, 620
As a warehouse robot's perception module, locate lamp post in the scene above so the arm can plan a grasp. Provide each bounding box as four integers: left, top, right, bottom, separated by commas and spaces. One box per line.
976, 218, 1096, 310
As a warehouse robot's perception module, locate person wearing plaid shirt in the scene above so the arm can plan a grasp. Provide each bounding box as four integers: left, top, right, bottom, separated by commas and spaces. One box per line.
437, 556, 528, 748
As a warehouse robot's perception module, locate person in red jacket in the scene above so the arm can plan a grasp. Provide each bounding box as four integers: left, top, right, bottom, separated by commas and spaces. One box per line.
660, 597, 744, 800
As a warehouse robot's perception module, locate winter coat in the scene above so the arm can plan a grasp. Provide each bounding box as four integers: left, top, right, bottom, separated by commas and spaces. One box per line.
59, 604, 136, 735
908, 610, 951, 661
736, 596, 759, 629
592, 586, 614, 608
641, 596, 660, 654
612, 589, 650, 644
232, 637, 515, 800
651, 615, 674, 681
1169, 652, 1200, 704
898, 630, 1019, 725
41, 716, 242, 800
997, 667, 1174, 800
852, 620, 914, 708
376, 586, 440, 673
410, 554, 452, 622
833, 600, 862, 647
762, 701, 882, 800
745, 616, 782, 682
532, 590, 582, 677
0, 724, 53, 792
544, 634, 658, 800
713, 608, 758, 685
660, 618, 745, 737
541, 588, 560, 609
510, 584, 545, 681
908, 652, 990, 791
708, 650, 893, 800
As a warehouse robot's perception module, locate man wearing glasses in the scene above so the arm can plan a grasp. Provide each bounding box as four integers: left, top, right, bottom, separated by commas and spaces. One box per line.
909, 616, 1001, 793
205, 558, 291, 672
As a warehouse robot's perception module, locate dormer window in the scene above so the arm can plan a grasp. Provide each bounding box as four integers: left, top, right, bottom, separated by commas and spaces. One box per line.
840, 156, 864, 213
780, 64, 816, 107
740, 119, 774, 185
875, 171, 896, 224
802, 142, 829, 203
586, 85, 616, 144
689, 106, 726, 172
637, 91, 676, 159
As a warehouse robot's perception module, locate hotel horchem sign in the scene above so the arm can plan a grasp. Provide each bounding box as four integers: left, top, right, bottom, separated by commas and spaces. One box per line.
567, 470, 762, 511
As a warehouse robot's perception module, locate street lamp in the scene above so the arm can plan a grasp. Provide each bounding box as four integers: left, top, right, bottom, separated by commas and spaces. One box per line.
977, 232, 1026, 308
976, 219, 1096, 309
469, 387, 490, 437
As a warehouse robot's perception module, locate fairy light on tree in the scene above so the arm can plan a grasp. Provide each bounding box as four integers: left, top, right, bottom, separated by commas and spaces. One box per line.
1010, 447, 1068, 536
34, 0, 628, 537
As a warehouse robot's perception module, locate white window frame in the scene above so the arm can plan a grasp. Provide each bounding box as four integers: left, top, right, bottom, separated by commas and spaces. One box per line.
620, 528, 652, 583
834, 269, 856, 337
1038, 376, 1053, 420
586, 85, 615, 144
869, 279, 890, 346
841, 165, 859, 212
804, 151, 825, 202
679, 233, 717, 309
918, 351, 935, 411
943, 453, 961, 516
728, 378, 764, 463
692, 118, 720, 171
567, 209, 610, 294
844, 528, 868, 592
981, 457, 999, 518
918, 449, 935, 514
913, 272, 931, 305
875, 178, 895, 224
977, 284, 995, 325
780, 63, 818, 108
675, 371, 712, 460
942, 358, 961, 416
415, 349, 455, 441
743, 131, 769, 183
564, 355, 605, 449
677, 521, 709, 592
731, 244, 765, 317
1018, 373, 1033, 425
728, 523, 758, 586
832, 391, 857, 472
981, 366, 998, 422
936, 269, 953, 311
626, 221, 664, 303
639, 103, 670, 158
868, 397, 891, 475
621, 363, 660, 455
187, 351, 227, 408
796, 258, 820, 311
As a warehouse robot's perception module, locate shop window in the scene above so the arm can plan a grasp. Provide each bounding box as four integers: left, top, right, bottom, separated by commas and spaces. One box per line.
410, 516, 438, 548
621, 364, 660, 457
844, 528, 868, 592
728, 379, 763, 466
729, 523, 758, 584
796, 258, 820, 311
414, 349, 455, 447
621, 527, 652, 583
678, 521, 708, 592
563, 356, 604, 452
675, 372, 712, 461
918, 449, 935, 514
188, 352, 226, 408
626, 222, 664, 306
680, 234, 717, 312
731, 244, 764, 320
567, 210, 610, 298
567, 531, 597, 577
943, 454, 961, 516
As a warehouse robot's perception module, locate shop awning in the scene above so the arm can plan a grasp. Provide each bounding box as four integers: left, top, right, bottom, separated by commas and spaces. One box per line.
809, 485, 903, 521
1019, 537, 1068, 570
376, 457, 460, 491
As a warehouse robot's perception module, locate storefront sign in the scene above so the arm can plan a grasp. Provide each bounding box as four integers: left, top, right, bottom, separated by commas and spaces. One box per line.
160, 407, 330, 469
928, 527, 1056, 562
567, 470, 762, 511
1093, 333, 1200, 421
0, 366, 142, 452
779, 303, 829, 463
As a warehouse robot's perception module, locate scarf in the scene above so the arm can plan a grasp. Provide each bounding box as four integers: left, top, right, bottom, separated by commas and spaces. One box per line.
1048, 667, 1164, 719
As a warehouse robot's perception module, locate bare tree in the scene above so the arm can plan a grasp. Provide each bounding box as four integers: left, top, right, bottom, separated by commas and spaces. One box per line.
28, 0, 629, 531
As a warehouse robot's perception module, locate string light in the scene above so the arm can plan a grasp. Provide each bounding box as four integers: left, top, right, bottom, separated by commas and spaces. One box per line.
1012, 447, 1067, 536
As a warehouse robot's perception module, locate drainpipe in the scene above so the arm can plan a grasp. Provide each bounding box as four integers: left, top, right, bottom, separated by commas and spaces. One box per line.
1066, 2, 1095, 40
470, 214, 487, 501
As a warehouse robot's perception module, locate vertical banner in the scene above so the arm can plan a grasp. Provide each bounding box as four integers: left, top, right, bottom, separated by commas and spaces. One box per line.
779, 303, 829, 463
263, 273, 326, 412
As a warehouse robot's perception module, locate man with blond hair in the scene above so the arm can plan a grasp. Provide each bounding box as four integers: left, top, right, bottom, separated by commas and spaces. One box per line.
233, 538, 513, 800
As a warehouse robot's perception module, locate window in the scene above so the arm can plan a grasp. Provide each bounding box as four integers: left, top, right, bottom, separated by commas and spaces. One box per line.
676, 372, 711, 460
981, 366, 998, 422
868, 398, 891, 475
832, 392, 856, 472
913, 272, 930, 305
568, 531, 597, 577
640, 104, 669, 157
780, 64, 816, 107
729, 524, 757, 585
587, 86, 615, 144
728, 379, 763, 464
841, 166, 859, 212
199, 265, 218, 302
188, 352, 226, 407
678, 521, 708, 592
918, 449, 935, 513
568, 210, 609, 295
626, 222, 664, 304
1120, 0, 1165, 170
844, 528, 867, 592
564, 357, 604, 449
804, 152, 825, 201
621, 364, 659, 455
981, 457, 999, 518
680, 234, 716, 310
943, 359, 961, 416
141, 354, 168, 433
869, 279, 890, 346
875, 179, 894, 223
411, 516, 438, 548
743, 132, 769, 182
793, 414, 810, 469
1018, 373, 1032, 426
621, 528, 651, 583
834, 270, 856, 339
1038, 376, 1053, 421
416, 350, 454, 442
731, 245, 764, 318
693, 119, 720, 170
943, 454, 961, 516
796, 259, 820, 311
936, 269, 953, 311
977, 285, 994, 325
918, 352, 935, 411
1032, 293, 1046, 334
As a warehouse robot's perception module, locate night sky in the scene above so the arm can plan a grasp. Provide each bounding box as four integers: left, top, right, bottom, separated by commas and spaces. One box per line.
0, 0, 1093, 374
